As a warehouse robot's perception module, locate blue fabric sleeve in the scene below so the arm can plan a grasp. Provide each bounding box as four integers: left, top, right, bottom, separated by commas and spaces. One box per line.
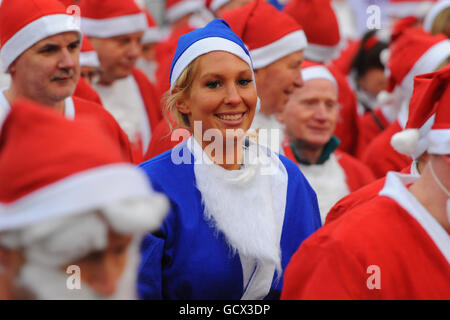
137, 232, 164, 300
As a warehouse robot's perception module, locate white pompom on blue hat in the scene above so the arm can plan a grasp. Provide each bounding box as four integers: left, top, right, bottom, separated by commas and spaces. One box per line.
169, 19, 254, 88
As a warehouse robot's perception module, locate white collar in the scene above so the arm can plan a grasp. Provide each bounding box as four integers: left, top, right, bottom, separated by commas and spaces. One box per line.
380, 171, 450, 263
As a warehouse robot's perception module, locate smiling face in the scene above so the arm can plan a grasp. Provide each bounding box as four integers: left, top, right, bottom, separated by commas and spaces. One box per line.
9, 32, 81, 106
282, 78, 339, 149
254, 51, 304, 116
176, 51, 257, 148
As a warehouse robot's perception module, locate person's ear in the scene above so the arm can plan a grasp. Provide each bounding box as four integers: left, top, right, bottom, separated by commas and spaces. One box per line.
175, 97, 191, 116
8, 61, 16, 75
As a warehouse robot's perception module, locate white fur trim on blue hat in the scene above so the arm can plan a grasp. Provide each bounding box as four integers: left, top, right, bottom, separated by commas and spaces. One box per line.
170, 36, 252, 87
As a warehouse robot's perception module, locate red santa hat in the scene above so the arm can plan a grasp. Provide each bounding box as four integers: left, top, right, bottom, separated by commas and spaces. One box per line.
387, 27, 450, 95
141, 8, 161, 44
423, 0, 450, 32
57, 0, 81, 6
387, 0, 437, 18
301, 61, 337, 88
79, 0, 147, 38
205, 0, 231, 12
0, 99, 168, 233
79, 35, 100, 68
165, 0, 205, 24
0, 0, 81, 73
283, 0, 341, 63
391, 66, 450, 158
222, 0, 307, 70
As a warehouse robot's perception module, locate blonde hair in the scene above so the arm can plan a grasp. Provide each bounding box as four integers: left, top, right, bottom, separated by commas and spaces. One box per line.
435, 56, 450, 71
163, 58, 200, 131
431, 7, 450, 37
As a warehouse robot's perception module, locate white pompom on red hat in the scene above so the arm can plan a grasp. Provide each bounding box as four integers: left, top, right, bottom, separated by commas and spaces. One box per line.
391, 66, 450, 158
0, 0, 81, 73
80, 0, 147, 38
283, 0, 341, 63
165, 0, 205, 24
222, 0, 307, 70
79, 35, 100, 67
388, 0, 438, 18
0, 99, 168, 233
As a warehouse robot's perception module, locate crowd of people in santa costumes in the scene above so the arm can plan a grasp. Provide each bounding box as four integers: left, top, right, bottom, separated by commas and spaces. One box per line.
0, 0, 449, 301
282, 66, 450, 299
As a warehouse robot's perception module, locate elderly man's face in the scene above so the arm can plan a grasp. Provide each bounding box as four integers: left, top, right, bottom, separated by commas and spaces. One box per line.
282, 78, 339, 149
90, 32, 144, 85
9, 32, 81, 106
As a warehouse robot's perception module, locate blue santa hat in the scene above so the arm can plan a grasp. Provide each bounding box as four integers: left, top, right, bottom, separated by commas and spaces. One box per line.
170, 19, 254, 87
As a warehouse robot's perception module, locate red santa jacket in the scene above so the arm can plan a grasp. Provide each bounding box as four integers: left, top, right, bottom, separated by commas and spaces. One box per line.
154, 23, 197, 106
132, 68, 163, 131
361, 120, 412, 178
72, 96, 134, 163
283, 141, 375, 193
144, 116, 191, 161
327, 64, 359, 156
73, 77, 103, 106
355, 108, 390, 159
325, 165, 412, 225
282, 172, 450, 300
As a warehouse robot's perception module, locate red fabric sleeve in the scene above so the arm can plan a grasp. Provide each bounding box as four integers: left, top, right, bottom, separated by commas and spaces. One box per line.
361, 121, 411, 178
355, 109, 389, 159
335, 150, 376, 192
282, 237, 370, 300
73, 97, 135, 164
327, 65, 359, 156
73, 77, 103, 106
144, 118, 191, 161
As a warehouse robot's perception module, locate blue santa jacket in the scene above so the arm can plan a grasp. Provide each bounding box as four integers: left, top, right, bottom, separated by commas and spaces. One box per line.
137, 142, 321, 300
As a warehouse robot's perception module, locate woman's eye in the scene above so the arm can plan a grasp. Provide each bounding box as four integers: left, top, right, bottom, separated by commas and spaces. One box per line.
206, 81, 220, 89
238, 79, 252, 86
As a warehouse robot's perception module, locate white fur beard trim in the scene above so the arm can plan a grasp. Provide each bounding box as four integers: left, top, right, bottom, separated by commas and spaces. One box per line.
16, 240, 140, 300
17, 263, 103, 300
192, 139, 286, 277
102, 196, 169, 235
22, 214, 108, 268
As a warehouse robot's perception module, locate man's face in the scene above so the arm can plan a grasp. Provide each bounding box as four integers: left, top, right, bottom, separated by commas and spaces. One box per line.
281, 78, 339, 149
141, 42, 157, 62
254, 51, 304, 116
9, 32, 81, 106
90, 32, 144, 85
80, 66, 102, 85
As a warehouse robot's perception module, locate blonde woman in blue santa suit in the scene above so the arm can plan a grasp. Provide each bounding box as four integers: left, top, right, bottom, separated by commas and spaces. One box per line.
137, 19, 321, 300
